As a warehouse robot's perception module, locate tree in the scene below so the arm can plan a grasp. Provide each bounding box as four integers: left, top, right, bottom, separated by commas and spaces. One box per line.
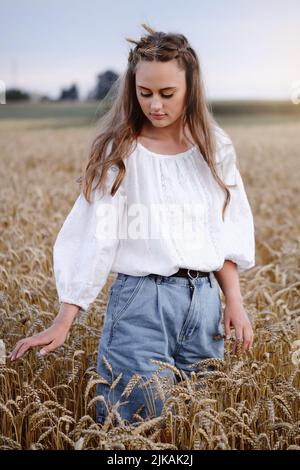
58, 83, 79, 101
87, 70, 119, 101
6, 88, 30, 102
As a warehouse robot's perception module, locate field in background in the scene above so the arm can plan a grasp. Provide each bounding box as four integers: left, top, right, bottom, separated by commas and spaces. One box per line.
0, 100, 299, 129
0, 109, 300, 450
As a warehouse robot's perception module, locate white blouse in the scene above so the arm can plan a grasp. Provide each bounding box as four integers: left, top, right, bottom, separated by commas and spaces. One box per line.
53, 125, 255, 312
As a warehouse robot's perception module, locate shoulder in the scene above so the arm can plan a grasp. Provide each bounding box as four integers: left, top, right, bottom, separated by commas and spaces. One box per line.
212, 124, 238, 185
213, 124, 236, 165
214, 124, 234, 150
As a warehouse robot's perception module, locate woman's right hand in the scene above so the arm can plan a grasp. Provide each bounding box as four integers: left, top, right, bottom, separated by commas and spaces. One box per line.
9, 322, 70, 361
9, 303, 80, 362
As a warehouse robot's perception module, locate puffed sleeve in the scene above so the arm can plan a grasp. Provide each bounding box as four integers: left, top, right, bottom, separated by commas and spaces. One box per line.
53, 162, 126, 313
214, 126, 255, 273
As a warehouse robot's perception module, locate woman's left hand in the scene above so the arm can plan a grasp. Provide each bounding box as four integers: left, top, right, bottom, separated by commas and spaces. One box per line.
223, 298, 254, 355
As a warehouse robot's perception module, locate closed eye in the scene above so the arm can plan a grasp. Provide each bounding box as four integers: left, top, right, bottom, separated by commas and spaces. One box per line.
140, 92, 174, 99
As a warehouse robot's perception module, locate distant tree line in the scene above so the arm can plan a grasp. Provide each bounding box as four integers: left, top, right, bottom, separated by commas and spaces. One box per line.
6, 89, 31, 101
5, 69, 119, 102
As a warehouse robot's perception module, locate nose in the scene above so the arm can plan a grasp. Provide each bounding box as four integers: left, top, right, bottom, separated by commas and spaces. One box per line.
150, 97, 163, 112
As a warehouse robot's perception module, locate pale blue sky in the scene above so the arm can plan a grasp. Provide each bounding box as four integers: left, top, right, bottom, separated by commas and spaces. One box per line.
1, 0, 299, 100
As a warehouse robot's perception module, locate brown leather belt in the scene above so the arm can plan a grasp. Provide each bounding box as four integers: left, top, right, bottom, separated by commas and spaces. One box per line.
167, 268, 210, 279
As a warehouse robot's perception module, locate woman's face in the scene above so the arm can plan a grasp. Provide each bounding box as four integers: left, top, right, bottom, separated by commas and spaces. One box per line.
135, 59, 187, 127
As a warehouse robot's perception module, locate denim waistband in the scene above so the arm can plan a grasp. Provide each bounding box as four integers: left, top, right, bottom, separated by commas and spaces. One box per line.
116, 272, 214, 287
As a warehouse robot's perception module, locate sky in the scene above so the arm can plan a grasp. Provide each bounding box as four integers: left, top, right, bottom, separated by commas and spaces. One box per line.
1, 0, 299, 100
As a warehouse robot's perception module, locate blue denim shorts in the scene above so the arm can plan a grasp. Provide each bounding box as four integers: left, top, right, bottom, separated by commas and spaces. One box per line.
95, 272, 224, 425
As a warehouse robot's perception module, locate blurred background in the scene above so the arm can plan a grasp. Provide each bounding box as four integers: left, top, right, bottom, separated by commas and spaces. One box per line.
1, 0, 300, 127
1, 1, 300, 450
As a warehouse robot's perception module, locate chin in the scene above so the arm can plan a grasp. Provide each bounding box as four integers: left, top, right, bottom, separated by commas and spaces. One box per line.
151, 119, 170, 126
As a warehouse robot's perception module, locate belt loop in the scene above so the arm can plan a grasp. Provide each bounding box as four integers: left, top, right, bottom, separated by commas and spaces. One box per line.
156, 274, 162, 285
208, 272, 212, 288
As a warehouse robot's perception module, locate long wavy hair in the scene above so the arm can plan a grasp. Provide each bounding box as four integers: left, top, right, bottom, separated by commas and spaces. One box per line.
78, 23, 235, 221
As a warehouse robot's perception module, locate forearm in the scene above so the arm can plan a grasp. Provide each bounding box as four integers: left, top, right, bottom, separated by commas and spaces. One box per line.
213, 260, 243, 304
52, 303, 81, 330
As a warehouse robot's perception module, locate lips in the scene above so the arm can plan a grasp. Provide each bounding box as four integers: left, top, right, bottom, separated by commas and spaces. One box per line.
150, 114, 167, 120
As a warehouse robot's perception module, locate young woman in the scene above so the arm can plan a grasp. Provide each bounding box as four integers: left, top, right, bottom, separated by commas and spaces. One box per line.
9, 24, 255, 426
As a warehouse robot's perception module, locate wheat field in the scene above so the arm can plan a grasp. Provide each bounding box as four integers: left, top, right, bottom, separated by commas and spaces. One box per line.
0, 118, 300, 450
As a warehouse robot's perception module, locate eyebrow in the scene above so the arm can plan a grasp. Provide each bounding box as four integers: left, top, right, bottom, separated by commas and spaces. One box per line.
137, 85, 177, 91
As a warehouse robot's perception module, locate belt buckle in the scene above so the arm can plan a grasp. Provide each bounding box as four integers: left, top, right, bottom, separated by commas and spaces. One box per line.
187, 269, 199, 280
